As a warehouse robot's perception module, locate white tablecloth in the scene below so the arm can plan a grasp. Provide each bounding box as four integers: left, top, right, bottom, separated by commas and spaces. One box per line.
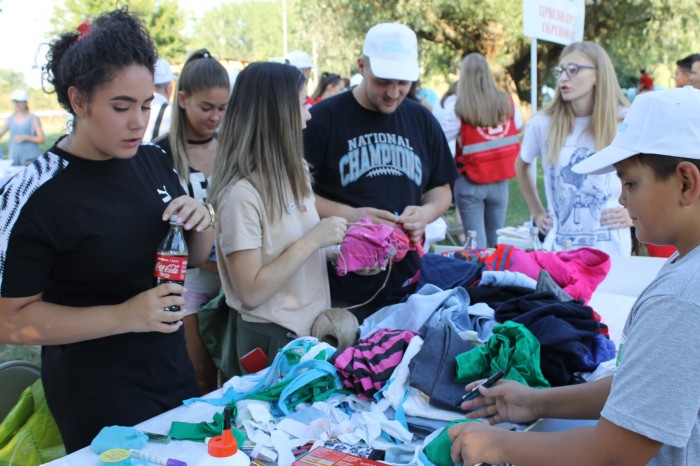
43, 255, 666, 466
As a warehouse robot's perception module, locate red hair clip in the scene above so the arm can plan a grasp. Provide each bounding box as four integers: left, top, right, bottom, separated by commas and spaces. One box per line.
76, 20, 91, 41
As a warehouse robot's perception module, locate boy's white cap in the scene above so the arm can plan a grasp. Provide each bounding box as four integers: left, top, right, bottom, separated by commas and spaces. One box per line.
349, 73, 363, 87
362, 23, 419, 82
573, 87, 700, 175
11, 89, 29, 102
286, 50, 315, 69
154, 58, 176, 85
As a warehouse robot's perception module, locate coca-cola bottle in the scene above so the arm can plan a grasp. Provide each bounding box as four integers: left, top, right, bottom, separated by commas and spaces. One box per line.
154, 215, 188, 312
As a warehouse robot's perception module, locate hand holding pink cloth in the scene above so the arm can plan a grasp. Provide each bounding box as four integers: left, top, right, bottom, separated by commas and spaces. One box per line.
336, 217, 425, 276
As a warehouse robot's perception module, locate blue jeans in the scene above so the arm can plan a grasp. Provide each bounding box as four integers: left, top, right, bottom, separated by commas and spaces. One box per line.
454, 174, 508, 247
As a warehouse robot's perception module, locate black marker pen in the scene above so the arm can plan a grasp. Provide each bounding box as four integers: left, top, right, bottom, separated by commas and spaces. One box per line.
457, 370, 505, 406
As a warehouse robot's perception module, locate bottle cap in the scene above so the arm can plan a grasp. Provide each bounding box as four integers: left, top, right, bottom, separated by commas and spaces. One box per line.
467, 230, 477, 236
208, 407, 238, 457
98, 449, 131, 466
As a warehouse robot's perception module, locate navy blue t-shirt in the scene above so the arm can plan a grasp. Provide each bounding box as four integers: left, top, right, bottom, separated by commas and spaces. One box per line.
304, 92, 457, 318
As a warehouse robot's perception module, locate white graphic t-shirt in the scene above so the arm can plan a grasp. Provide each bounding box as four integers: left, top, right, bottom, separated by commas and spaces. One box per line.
520, 112, 631, 256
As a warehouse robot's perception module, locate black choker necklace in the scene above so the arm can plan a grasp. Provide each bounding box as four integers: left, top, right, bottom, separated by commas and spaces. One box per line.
187, 134, 215, 145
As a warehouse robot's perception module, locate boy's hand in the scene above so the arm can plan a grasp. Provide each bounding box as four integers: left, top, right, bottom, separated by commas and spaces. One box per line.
460, 379, 540, 425
448, 422, 508, 466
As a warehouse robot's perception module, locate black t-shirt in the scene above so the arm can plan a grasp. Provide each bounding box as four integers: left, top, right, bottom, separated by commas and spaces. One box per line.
0, 143, 199, 452
303, 91, 458, 318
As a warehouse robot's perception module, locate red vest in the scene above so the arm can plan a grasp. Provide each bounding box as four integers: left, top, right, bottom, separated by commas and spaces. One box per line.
455, 103, 520, 184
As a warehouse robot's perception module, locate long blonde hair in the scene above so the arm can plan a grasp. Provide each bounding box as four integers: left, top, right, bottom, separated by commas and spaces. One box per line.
208, 62, 310, 222
169, 49, 229, 180
544, 41, 629, 164
455, 53, 512, 127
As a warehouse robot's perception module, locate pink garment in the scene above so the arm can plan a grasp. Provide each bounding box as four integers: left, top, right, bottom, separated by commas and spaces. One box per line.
506, 247, 611, 303
335, 217, 425, 276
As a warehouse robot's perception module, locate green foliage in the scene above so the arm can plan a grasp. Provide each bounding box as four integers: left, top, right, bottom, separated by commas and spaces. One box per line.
0, 70, 25, 94
189, 1, 284, 61
294, 0, 700, 105
48, 0, 187, 62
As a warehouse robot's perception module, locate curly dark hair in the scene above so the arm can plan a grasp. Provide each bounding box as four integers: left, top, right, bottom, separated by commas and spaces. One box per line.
44, 7, 157, 114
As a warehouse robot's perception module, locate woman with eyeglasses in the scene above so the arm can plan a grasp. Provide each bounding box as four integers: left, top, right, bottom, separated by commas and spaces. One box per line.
515, 41, 633, 255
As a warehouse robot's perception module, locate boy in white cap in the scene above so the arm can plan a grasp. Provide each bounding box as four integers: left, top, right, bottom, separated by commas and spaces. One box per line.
144, 57, 176, 142
303, 23, 457, 320
449, 87, 700, 465
286, 49, 315, 106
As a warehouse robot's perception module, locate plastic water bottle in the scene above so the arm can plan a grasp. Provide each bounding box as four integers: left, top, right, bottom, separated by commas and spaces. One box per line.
197, 408, 250, 466
465, 230, 478, 249
525, 226, 543, 252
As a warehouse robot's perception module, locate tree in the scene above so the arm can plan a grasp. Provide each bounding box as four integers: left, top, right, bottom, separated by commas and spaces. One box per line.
190, 1, 285, 61
0, 69, 25, 93
48, 0, 187, 61
297, 0, 700, 107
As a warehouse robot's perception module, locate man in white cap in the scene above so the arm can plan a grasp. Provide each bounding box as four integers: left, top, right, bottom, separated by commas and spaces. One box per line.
144, 57, 176, 142
286, 50, 316, 106
303, 23, 457, 320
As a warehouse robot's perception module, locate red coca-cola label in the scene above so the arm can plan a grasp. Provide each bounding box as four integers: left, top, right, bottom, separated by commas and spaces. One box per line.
154, 254, 188, 281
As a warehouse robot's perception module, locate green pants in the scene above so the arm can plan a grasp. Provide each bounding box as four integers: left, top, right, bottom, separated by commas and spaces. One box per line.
236, 314, 296, 374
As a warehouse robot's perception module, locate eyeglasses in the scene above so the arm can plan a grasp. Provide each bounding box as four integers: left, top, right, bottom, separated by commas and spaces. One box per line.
551, 64, 597, 79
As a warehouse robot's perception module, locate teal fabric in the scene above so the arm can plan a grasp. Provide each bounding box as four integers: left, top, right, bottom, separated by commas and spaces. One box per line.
455, 321, 550, 388
90, 426, 147, 454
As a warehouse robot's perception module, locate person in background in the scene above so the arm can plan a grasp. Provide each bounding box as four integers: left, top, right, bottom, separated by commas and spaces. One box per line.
415, 80, 439, 111
432, 81, 459, 150
143, 57, 176, 142
690, 55, 700, 89
154, 49, 229, 395
515, 41, 633, 255
0, 8, 214, 452
435, 53, 523, 248
285, 49, 315, 106
450, 86, 700, 466
673, 53, 699, 88
310, 72, 346, 105
0, 89, 45, 166
304, 23, 457, 321
208, 62, 346, 371
638, 69, 653, 94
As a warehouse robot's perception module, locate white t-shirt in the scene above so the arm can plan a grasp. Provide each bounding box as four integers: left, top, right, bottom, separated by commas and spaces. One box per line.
216, 179, 331, 336
519, 112, 631, 256
144, 93, 172, 143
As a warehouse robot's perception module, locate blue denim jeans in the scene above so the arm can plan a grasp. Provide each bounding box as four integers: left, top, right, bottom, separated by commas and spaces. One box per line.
454, 174, 508, 247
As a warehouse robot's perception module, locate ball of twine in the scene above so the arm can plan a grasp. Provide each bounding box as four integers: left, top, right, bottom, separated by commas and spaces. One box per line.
311, 308, 359, 352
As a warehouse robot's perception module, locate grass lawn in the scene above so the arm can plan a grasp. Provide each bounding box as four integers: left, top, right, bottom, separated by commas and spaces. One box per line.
0, 133, 543, 366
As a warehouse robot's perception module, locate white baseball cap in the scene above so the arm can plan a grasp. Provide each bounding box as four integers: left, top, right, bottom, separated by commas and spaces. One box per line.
11, 89, 29, 102
285, 50, 315, 69
362, 23, 419, 82
154, 58, 176, 85
573, 87, 700, 175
